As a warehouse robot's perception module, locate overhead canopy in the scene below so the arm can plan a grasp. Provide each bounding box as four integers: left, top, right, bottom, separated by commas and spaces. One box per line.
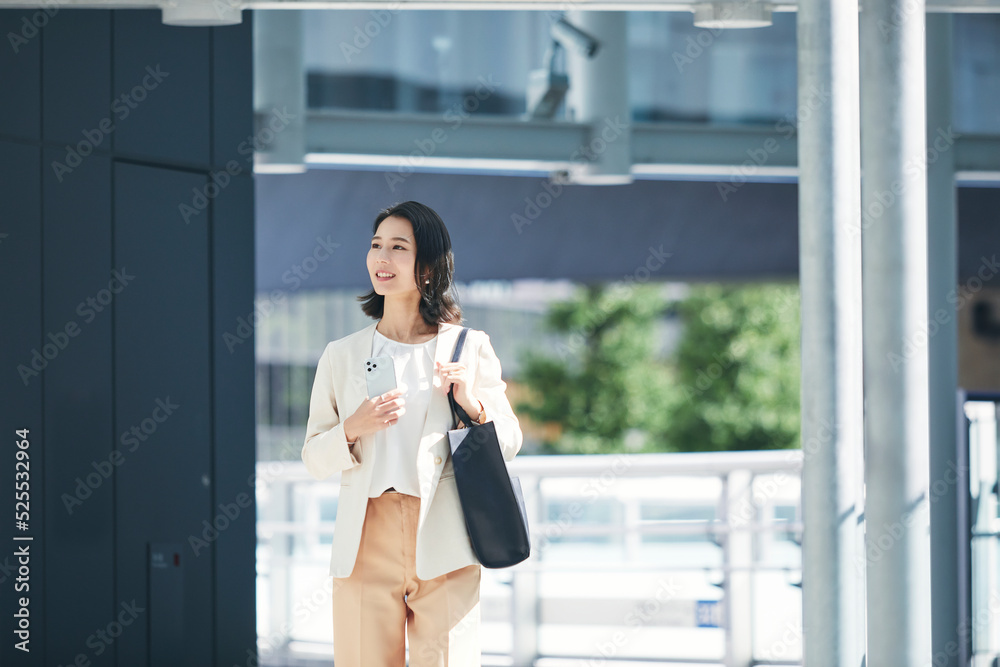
254, 167, 999, 292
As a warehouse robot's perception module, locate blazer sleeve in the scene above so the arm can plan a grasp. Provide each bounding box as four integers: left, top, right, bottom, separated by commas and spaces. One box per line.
473, 331, 524, 463
301, 342, 362, 480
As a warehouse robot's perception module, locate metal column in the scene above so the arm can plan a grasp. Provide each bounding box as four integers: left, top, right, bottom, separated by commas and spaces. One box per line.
722, 470, 754, 667
253, 10, 307, 171
796, 1, 866, 666
926, 13, 966, 667
564, 10, 632, 184
860, 1, 933, 666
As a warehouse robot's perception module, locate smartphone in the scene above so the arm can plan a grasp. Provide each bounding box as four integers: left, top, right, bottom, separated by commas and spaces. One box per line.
365, 355, 397, 399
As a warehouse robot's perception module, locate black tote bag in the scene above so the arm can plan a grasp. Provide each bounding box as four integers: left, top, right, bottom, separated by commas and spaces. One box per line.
446, 327, 531, 568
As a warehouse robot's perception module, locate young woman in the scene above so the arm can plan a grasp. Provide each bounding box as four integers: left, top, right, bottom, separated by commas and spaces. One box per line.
301, 201, 524, 666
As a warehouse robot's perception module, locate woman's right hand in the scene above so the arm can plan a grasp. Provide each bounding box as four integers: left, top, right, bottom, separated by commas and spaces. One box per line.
343, 388, 405, 443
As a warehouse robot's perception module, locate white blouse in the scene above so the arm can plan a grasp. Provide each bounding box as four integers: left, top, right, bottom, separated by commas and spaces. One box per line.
367, 328, 438, 498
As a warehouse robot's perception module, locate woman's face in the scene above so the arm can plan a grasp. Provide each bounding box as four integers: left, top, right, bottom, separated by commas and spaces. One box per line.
368, 215, 422, 297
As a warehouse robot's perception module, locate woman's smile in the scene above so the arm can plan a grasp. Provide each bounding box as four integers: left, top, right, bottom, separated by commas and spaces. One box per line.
375, 271, 396, 281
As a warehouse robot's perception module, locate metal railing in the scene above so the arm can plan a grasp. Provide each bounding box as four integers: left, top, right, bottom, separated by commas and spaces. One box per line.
256, 449, 804, 667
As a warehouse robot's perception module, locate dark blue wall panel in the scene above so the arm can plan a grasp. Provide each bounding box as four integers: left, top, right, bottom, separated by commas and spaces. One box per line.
958, 187, 1000, 281
212, 18, 255, 167
41, 150, 115, 665
112, 13, 211, 166
42, 12, 112, 149
0, 10, 255, 666
211, 171, 257, 666
114, 161, 213, 664
0, 12, 41, 140
0, 139, 42, 666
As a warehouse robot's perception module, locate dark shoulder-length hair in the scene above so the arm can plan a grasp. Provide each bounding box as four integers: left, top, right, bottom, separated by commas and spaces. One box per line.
357, 201, 463, 325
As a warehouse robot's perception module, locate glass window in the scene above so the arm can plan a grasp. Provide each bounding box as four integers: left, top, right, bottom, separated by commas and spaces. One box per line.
305, 10, 549, 115
953, 14, 1000, 134
303, 9, 798, 125
627, 11, 796, 124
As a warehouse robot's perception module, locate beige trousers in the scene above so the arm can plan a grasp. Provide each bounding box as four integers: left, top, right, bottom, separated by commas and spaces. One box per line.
331, 491, 481, 667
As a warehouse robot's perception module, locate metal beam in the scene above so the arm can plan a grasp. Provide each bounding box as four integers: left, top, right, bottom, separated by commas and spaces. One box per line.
292, 111, 1000, 178
3, 0, 1000, 13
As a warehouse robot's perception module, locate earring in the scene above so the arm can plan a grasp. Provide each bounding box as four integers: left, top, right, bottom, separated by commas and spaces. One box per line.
425, 279, 430, 284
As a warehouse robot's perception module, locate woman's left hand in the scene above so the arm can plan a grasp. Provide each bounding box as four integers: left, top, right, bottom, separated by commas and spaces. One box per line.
436, 360, 481, 418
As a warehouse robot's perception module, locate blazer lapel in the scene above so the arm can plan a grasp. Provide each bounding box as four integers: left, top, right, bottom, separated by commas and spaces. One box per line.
419, 321, 463, 454
349, 320, 465, 456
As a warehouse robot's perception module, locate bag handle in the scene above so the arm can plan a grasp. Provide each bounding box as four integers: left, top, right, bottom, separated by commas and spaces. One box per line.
447, 327, 476, 429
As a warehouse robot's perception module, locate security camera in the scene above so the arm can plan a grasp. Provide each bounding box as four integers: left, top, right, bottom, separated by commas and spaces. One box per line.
525, 16, 601, 119
550, 17, 600, 58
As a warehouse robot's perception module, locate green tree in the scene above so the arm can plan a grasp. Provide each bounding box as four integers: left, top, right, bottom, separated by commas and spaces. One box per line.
514, 282, 672, 454
515, 280, 800, 454
651, 282, 801, 452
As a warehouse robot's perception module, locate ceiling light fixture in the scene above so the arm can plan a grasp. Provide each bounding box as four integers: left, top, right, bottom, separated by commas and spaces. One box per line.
693, 2, 774, 29
161, 0, 242, 26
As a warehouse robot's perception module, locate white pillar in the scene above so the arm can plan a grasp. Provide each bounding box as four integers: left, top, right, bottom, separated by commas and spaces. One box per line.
722, 470, 753, 667
253, 10, 307, 172
564, 11, 632, 184
796, 1, 866, 666
860, 0, 933, 665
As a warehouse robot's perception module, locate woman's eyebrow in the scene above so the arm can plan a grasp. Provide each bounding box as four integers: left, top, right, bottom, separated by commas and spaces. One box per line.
372, 235, 412, 243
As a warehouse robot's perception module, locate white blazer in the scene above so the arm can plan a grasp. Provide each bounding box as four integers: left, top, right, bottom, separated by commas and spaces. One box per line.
301, 320, 524, 580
